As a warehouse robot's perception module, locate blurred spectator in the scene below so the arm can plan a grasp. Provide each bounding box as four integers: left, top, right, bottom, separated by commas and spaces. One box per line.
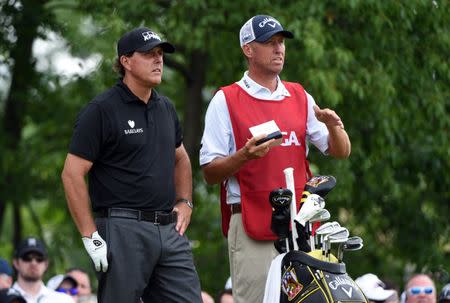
355, 273, 399, 303
65, 269, 91, 297
0, 259, 13, 289
439, 283, 450, 303
0, 288, 26, 303
201, 290, 214, 303
65, 268, 96, 303
403, 274, 436, 303
217, 288, 233, 303
11, 237, 75, 303
46, 275, 78, 297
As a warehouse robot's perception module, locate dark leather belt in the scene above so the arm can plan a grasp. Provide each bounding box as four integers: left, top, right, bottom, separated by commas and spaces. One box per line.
95, 208, 177, 225
230, 203, 241, 214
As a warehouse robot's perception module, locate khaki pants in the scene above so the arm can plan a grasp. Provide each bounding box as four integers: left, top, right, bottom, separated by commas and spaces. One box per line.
228, 213, 278, 303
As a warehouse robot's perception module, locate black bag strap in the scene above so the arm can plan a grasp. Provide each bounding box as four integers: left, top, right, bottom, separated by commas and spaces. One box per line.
284, 251, 346, 274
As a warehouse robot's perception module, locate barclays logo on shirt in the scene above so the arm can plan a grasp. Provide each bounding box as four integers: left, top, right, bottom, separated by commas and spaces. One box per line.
124, 119, 144, 135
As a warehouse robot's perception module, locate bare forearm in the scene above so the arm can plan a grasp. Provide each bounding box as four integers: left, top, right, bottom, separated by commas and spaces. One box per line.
202, 135, 274, 184
61, 172, 96, 237
174, 152, 192, 200
202, 148, 248, 184
327, 126, 351, 158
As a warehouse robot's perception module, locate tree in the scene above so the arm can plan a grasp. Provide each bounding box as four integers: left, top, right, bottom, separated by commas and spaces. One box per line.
0, 0, 448, 295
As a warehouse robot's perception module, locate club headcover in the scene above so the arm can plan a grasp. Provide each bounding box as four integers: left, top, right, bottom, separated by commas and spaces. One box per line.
294, 194, 325, 226
302, 175, 337, 198
269, 188, 292, 238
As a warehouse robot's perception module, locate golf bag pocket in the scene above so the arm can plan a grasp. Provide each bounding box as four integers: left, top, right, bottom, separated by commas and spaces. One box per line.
280, 251, 368, 303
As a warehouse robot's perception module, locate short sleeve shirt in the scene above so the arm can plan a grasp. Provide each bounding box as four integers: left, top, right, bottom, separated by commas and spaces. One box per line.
69, 80, 182, 211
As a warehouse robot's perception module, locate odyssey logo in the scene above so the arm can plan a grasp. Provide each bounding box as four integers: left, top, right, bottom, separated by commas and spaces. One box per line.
124, 120, 143, 135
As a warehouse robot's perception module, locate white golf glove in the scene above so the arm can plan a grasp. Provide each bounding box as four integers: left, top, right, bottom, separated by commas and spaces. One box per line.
82, 231, 108, 272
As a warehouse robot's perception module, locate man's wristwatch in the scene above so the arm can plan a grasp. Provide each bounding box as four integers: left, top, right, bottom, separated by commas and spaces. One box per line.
177, 198, 193, 209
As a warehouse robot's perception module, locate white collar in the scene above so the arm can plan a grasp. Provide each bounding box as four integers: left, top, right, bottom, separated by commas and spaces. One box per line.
13, 281, 51, 300
237, 71, 291, 100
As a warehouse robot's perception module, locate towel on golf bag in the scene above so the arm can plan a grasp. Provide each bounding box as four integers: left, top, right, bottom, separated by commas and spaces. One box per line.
263, 251, 368, 303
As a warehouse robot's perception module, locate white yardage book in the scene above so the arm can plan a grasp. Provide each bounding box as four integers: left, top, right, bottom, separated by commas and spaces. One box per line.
249, 120, 282, 146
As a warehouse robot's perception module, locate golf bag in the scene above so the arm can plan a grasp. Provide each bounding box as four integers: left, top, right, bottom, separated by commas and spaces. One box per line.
279, 250, 368, 303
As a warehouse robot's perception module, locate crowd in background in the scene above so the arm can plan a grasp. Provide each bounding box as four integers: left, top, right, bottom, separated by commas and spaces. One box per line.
0, 236, 233, 303
0, 237, 96, 303
0, 236, 449, 303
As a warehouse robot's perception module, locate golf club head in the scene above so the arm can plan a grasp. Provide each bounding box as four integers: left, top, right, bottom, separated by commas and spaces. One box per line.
329, 236, 349, 244
315, 221, 341, 250
345, 236, 363, 245
303, 175, 337, 198
339, 237, 363, 262
324, 227, 349, 249
294, 194, 325, 226
327, 227, 350, 240
344, 236, 364, 251
306, 208, 330, 251
315, 221, 341, 236
309, 209, 331, 223
269, 188, 292, 238
325, 227, 349, 261
344, 243, 364, 251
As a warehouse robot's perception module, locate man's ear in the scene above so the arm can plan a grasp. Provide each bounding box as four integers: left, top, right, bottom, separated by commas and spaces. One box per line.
12, 258, 19, 270
120, 55, 131, 71
242, 44, 253, 58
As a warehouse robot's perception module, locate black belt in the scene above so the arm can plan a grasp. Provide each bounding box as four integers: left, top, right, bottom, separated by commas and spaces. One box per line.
230, 203, 241, 214
95, 208, 177, 225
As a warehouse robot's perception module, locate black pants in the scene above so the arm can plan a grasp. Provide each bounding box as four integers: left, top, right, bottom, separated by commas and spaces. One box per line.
95, 217, 202, 303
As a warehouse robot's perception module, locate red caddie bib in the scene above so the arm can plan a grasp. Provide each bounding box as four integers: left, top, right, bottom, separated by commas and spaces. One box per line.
220, 81, 312, 240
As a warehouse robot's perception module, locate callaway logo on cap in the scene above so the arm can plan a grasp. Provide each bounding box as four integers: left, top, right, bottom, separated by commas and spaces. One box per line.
239, 15, 294, 46
117, 27, 175, 56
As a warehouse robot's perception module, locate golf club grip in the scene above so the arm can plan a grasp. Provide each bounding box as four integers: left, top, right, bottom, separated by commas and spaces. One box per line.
283, 167, 299, 250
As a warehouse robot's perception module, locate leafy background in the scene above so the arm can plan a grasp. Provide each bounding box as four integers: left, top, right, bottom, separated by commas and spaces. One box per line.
0, 0, 449, 298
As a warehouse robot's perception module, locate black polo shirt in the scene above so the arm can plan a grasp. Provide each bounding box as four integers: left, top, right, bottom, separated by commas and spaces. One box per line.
69, 80, 182, 211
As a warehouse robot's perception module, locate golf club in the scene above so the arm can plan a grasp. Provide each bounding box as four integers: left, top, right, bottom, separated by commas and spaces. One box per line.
315, 221, 341, 255
323, 227, 349, 261
337, 236, 363, 262
307, 208, 330, 250
283, 167, 299, 251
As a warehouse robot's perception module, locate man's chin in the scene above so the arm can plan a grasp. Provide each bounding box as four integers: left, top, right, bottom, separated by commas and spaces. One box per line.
148, 78, 162, 88
22, 275, 41, 283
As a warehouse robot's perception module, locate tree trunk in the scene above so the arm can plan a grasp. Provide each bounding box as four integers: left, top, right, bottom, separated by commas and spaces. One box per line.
0, 0, 46, 244
183, 51, 208, 166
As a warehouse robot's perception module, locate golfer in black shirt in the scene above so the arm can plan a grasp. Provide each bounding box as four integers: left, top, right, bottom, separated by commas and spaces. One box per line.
61, 27, 202, 303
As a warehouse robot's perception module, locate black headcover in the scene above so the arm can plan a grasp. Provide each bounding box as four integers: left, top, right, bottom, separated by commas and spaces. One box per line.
269, 188, 292, 239
303, 176, 336, 198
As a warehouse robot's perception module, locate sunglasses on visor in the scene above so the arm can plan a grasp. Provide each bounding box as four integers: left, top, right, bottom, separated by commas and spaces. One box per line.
56, 287, 79, 296
408, 286, 434, 295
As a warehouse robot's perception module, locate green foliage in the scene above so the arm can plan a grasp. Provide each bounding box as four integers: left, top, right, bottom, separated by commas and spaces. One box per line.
0, 0, 449, 296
